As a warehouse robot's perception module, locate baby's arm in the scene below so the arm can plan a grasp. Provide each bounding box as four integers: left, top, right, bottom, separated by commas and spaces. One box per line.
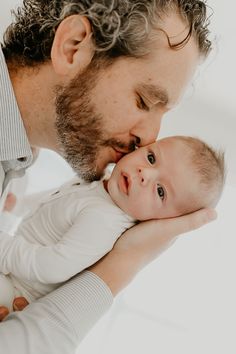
0, 207, 123, 284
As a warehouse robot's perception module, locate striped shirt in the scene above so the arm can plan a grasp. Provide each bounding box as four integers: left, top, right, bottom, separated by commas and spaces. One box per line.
0, 46, 113, 354
0, 46, 32, 207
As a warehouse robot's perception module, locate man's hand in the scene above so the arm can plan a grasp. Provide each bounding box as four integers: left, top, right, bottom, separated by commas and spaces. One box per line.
0, 297, 29, 322
90, 208, 217, 296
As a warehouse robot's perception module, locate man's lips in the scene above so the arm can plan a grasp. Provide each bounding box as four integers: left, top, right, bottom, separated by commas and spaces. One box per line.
119, 172, 131, 195
112, 148, 128, 163
113, 150, 124, 163
112, 143, 135, 163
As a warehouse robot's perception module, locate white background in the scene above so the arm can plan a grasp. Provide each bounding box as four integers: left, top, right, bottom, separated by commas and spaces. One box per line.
1, 1, 236, 353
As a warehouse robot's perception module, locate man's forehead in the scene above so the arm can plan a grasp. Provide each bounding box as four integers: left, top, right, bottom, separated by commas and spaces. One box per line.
153, 11, 191, 46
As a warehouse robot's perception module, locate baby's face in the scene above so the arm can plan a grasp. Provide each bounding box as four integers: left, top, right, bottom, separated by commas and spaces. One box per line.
107, 137, 201, 220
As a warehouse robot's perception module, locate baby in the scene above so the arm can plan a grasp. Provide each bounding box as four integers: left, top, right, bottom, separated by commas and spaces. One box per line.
0, 135, 225, 310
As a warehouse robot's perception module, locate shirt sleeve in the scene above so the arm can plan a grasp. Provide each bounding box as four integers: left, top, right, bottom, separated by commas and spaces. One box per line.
0, 271, 113, 354
0, 207, 124, 283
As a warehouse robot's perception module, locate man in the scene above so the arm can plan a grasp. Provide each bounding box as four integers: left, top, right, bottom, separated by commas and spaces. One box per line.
0, 1, 216, 353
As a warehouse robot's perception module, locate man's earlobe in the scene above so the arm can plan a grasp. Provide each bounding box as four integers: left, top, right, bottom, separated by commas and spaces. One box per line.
51, 15, 94, 77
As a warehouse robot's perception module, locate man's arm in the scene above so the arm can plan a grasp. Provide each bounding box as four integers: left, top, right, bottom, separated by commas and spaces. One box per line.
0, 209, 216, 354
0, 271, 113, 353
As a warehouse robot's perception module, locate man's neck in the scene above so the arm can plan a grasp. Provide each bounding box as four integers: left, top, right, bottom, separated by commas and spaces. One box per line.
8, 62, 59, 151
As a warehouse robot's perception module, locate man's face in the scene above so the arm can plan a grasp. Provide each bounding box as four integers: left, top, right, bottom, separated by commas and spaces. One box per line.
107, 137, 201, 220
55, 13, 200, 182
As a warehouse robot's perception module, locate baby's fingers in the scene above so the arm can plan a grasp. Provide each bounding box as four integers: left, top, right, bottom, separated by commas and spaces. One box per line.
3, 193, 17, 212
0, 306, 9, 321
13, 297, 29, 311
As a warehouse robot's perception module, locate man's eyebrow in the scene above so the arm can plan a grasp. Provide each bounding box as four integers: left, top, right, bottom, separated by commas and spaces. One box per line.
137, 84, 169, 105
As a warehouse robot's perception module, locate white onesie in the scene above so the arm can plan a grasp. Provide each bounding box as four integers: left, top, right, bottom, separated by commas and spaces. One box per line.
0, 178, 135, 309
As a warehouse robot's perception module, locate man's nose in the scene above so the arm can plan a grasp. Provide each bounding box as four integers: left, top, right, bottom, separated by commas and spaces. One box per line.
132, 111, 163, 147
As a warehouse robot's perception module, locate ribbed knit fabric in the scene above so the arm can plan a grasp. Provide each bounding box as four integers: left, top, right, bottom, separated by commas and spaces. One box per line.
0, 271, 113, 354
44, 271, 113, 341
0, 46, 32, 208
0, 48, 32, 166
0, 46, 114, 353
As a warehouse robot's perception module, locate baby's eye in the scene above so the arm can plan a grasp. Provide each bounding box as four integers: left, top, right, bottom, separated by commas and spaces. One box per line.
147, 153, 155, 164
157, 185, 165, 200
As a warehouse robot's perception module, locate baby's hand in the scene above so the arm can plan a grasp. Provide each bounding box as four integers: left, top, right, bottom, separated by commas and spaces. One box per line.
3, 193, 17, 212
0, 297, 29, 322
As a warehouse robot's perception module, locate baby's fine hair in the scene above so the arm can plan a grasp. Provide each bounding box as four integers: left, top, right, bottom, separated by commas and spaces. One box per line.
175, 136, 226, 208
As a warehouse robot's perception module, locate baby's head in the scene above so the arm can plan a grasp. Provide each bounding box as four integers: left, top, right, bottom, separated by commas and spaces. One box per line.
107, 136, 225, 220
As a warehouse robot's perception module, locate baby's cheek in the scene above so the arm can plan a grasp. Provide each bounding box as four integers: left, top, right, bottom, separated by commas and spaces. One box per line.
132, 200, 152, 221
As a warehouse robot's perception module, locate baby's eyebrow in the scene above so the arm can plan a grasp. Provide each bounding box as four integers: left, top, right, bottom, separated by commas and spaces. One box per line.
137, 83, 169, 105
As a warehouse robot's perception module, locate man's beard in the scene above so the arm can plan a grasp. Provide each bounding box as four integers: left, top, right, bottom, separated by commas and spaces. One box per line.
55, 59, 135, 182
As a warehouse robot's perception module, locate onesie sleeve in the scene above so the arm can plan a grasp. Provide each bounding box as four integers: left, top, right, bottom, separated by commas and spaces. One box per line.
0, 210, 20, 234
0, 206, 128, 284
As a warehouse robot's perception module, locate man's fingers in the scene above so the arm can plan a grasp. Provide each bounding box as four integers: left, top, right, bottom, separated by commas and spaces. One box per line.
160, 208, 217, 240
0, 306, 9, 321
134, 208, 217, 267
115, 208, 217, 255
13, 297, 29, 311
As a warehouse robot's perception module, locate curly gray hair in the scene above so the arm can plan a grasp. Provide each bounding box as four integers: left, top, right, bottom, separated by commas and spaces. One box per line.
2, 0, 212, 66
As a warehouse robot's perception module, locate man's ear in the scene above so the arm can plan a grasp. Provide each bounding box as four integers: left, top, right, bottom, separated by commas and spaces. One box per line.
51, 15, 94, 77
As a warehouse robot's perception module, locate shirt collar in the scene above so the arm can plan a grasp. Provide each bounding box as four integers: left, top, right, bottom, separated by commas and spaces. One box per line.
0, 47, 33, 170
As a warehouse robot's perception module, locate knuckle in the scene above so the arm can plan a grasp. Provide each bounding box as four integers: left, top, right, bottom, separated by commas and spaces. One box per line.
188, 211, 208, 231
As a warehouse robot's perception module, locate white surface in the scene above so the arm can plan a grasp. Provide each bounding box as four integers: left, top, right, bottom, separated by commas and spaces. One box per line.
1, 1, 236, 354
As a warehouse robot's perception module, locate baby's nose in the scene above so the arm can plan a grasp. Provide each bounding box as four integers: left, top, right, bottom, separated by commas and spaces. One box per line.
138, 167, 156, 185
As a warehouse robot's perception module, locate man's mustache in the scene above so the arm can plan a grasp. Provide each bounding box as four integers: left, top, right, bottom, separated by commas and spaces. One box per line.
103, 138, 136, 153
